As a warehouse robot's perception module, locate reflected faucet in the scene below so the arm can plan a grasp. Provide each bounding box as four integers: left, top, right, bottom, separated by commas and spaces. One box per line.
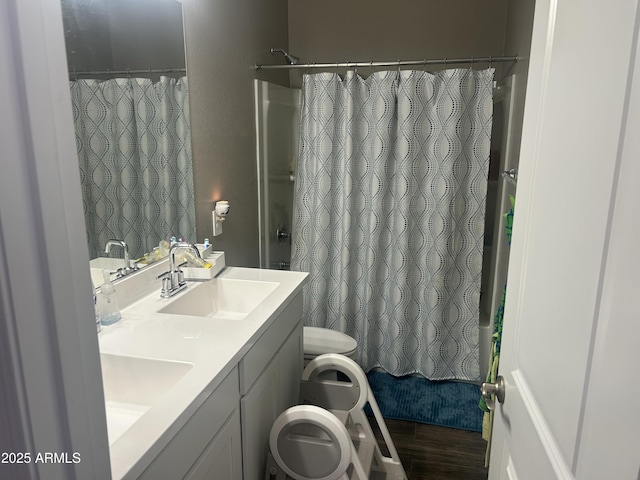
105, 239, 137, 277
157, 242, 203, 298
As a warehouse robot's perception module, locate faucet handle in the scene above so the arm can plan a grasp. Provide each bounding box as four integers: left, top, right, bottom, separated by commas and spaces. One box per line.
156, 271, 170, 280
157, 271, 172, 296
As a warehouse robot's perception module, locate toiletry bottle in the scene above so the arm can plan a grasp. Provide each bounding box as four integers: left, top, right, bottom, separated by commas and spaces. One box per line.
98, 270, 121, 326
184, 249, 212, 269
95, 293, 101, 332
92, 280, 101, 333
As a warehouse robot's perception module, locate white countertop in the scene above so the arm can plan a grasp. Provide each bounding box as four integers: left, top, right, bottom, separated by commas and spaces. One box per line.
98, 267, 308, 480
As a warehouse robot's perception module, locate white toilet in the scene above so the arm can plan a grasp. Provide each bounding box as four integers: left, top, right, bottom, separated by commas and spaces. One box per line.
303, 326, 358, 365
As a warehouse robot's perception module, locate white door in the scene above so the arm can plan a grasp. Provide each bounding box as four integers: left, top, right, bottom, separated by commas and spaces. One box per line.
488, 0, 640, 479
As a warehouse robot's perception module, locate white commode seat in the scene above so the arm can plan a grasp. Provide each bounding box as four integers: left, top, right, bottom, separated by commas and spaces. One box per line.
303, 326, 357, 363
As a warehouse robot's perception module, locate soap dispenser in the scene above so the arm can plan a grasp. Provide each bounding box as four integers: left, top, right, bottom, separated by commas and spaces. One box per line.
98, 270, 121, 326
92, 279, 101, 333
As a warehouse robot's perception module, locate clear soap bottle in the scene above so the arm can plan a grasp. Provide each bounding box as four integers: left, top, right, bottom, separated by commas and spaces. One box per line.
98, 270, 121, 326
92, 280, 101, 333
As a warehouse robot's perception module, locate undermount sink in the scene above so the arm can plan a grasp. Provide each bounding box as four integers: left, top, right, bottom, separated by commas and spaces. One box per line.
100, 354, 193, 444
157, 278, 279, 320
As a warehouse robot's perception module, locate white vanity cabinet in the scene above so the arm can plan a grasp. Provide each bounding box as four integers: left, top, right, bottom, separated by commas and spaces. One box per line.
139, 366, 242, 480
239, 292, 303, 480
135, 292, 303, 480
103, 267, 308, 480
184, 409, 242, 480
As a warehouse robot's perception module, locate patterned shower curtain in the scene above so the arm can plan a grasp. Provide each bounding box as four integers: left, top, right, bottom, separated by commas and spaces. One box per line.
291, 69, 494, 381
70, 76, 196, 260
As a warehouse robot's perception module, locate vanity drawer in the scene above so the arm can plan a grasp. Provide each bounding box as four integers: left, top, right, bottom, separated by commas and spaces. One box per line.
138, 366, 240, 480
238, 292, 302, 395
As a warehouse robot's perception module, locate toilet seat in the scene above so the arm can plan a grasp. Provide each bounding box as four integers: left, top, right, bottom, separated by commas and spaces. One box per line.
303, 326, 357, 358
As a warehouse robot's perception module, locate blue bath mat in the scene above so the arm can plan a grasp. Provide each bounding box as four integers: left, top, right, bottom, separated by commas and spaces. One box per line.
365, 371, 483, 432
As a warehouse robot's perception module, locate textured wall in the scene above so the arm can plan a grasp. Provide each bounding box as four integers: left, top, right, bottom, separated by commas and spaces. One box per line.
503, 0, 537, 160
288, 0, 510, 87
183, 0, 289, 267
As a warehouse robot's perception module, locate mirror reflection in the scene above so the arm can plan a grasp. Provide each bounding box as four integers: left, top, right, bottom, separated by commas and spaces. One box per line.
60, 0, 196, 287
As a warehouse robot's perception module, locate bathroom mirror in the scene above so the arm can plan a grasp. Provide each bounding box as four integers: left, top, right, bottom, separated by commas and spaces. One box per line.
60, 0, 196, 287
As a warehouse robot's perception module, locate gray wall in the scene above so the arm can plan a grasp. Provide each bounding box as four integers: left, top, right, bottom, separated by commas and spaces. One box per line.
290, 0, 509, 60
289, 0, 510, 86
503, 0, 537, 164
183, 0, 289, 267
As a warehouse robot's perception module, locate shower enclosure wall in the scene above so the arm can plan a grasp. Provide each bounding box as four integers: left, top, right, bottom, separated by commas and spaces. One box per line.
255, 76, 517, 378
254, 79, 301, 271
481, 75, 519, 378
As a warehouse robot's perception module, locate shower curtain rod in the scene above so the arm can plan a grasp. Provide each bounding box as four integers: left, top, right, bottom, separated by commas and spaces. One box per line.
255, 55, 518, 70
69, 67, 186, 78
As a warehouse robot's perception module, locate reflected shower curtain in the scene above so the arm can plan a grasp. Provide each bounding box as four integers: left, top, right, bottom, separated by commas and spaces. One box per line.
291, 69, 494, 381
70, 76, 196, 260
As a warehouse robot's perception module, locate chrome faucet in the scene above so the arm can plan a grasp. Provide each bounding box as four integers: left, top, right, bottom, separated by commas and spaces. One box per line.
157, 242, 202, 298
105, 239, 137, 277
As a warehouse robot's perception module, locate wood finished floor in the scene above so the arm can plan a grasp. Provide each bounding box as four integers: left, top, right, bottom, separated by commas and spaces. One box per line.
371, 418, 488, 480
